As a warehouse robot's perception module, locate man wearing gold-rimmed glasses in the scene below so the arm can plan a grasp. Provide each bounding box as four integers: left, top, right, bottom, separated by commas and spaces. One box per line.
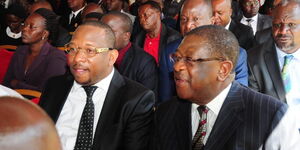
39, 21, 155, 150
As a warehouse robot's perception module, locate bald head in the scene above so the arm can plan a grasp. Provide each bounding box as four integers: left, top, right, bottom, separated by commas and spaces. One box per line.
180, 0, 213, 35
82, 3, 104, 21
29, 0, 53, 14
0, 97, 61, 150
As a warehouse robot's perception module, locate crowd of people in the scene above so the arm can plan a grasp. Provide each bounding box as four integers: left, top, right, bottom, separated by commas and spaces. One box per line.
0, 0, 300, 149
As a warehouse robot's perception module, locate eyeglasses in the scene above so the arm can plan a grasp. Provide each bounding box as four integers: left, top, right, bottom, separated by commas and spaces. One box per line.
64, 43, 113, 57
244, 1, 259, 6
170, 53, 226, 65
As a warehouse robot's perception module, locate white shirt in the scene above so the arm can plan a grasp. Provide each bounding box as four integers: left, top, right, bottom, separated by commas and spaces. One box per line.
276, 46, 300, 106
191, 83, 231, 144
69, 6, 85, 24
261, 106, 300, 150
240, 14, 258, 35
56, 69, 114, 150
6, 27, 21, 39
0, 84, 24, 99
225, 19, 231, 30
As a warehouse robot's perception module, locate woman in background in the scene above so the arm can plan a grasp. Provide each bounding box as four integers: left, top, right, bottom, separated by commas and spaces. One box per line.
3, 8, 66, 91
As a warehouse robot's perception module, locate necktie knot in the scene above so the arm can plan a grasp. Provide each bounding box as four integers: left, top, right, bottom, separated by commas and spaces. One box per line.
284, 55, 294, 65
197, 105, 208, 116
246, 18, 253, 27
82, 86, 97, 98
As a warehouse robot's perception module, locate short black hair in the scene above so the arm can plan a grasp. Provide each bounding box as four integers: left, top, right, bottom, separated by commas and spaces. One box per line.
102, 11, 133, 33
139, 1, 162, 13
185, 25, 239, 69
80, 20, 116, 48
6, 4, 27, 19
34, 8, 59, 43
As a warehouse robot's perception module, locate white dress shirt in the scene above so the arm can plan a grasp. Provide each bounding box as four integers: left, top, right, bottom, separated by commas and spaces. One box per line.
276, 46, 300, 106
261, 106, 300, 150
56, 69, 114, 150
225, 19, 231, 30
69, 6, 85, 24
240, 14, 258, 35
6, 27, 21, 39
191, 84, 232, 144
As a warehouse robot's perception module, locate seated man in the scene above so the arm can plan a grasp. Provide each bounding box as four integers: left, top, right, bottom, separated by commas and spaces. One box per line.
154, 25, 299, 150
39, 21, 155, 150
0, 96, 61, 150
101, 12, 158, 96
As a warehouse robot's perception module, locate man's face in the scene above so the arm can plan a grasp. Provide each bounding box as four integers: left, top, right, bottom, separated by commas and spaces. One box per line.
67, 25, 116, 86
101, 15, 129, 50
212, 0, 232, 27
138, 4, 161, 32
240, 0, 260, 18
180, 1, 213, 35
106, 0, 122, 11
68, 0, 85, 11
272, 2, 300, 53
6, 14, 23, 32
173, 35, 221, 103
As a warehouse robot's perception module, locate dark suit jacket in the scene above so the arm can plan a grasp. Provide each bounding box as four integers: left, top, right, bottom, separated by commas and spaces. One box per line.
158, 38, 248, 102
254, 27, 273, 46
236, 13, 272, 34
154, 82, 287, 150
39, 70, 155, 150
229, 19, 255, 50
248, 40, 286, 102
3, 42, 66, 91
60, 9, 83, 33
118, 43, 158, 96
133, 23, 181, 62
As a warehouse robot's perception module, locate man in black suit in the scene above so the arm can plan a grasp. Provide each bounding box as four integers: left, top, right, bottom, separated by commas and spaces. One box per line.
101, 11, 158, 97
154, 25, 299, 150
39, 21, 155, 150
248, 0, 300, 106
237, 0, 272, 35
61, 0, 86, 32
212, 0, 254, 50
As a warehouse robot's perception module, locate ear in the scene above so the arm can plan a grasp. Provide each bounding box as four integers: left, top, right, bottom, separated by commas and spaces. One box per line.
43, 30, 50, 40
217, 60, 233, 81
123, 32, 131, 42
210, 16, 215, 25
108, 49, 119, 66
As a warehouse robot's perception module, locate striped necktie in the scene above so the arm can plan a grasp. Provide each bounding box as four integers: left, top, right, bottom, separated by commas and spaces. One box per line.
192, 105, 208, 150
281, 55, 294, 96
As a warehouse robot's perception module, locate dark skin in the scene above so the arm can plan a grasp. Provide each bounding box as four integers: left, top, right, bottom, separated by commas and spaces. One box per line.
5, 14, 23, 33
10, 13, 49, 88
138, 4, 161, 38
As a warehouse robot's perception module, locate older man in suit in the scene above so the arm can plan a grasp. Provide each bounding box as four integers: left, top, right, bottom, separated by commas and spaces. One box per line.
248, 0, 300, 106
212, 0, 254, 50
154, 25, 299, 150
39, 21, 155, 150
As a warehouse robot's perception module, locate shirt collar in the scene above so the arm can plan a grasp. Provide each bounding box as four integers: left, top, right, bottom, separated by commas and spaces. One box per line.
242, 14, 258, 23
72, 6, 85, 17
192, 83, 232, 116
275, 44, 300, 61
72, 68, 115, 93
225, 19, 231, 30
6, 27, 22, 39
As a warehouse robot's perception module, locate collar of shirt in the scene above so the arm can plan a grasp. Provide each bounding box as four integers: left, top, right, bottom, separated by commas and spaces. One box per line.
241, 14, 258, 34
225, 19, 232, 30
71, 68, 115, 96
191, 83, 232, 144
115, 42, 132, 69
275, 44, 300, 69
69, 6, 85, 21
6, 27, 21, 39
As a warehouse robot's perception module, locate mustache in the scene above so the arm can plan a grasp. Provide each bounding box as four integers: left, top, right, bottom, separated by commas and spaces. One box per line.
275, 34, 292, 39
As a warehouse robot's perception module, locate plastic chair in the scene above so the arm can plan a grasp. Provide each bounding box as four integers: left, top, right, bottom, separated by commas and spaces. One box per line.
14, 89, 42, 99
0, 45, 17, 51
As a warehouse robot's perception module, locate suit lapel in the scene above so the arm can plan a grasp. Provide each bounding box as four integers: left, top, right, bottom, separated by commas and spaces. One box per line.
205, 82, 245, 150
92, 70, 126, 149
264, 42, 286, 102
159, 24, 167, 62
257, 14, 263, 32
119, 45, 134, 74
174, 99, 192, 149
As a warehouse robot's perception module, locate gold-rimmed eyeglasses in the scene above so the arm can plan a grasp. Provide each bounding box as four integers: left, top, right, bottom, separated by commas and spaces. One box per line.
64, 43, 113, 57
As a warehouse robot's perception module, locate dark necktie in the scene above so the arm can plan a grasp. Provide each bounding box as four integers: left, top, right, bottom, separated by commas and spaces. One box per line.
74, 86, 98, 150
192, 105, 208, 150
246, 18, 253, 28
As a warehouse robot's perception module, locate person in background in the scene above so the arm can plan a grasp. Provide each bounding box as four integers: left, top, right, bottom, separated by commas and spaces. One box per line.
0, 96, 61, 150
3, 8, 66, 91
0, 4, 26, 46
61, 0, 86, 32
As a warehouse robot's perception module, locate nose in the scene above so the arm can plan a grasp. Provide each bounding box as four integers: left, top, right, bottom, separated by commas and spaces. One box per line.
278, 24, 289, 34
71, 50, 88, 63
173, 60, 186, 73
